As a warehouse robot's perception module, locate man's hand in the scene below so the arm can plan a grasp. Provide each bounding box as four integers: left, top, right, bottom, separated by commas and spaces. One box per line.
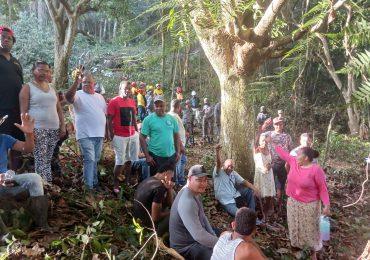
214, 143, 222, 151
73, 65, 83, 84
146, 155, 156, 166
261, 117, 272, 131
162, 175, 175, 190
14, 113, 34, 134
0, 174, 14, 187
253, 188, 261, 198
175, 152, 181, 163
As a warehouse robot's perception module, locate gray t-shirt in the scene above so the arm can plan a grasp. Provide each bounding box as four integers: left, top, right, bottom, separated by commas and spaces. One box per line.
213, 167, 245, 205
169, 187, 218, 253
28, 82, 59, 129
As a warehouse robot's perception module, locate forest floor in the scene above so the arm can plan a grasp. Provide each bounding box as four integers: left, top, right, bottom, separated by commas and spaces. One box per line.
1, 131, 370, 260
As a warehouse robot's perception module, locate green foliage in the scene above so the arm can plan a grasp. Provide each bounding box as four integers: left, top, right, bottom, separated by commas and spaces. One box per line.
353, 81, 370, 105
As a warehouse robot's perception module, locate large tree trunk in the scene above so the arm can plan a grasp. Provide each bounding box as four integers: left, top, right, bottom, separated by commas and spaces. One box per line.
220, 76, 255, 178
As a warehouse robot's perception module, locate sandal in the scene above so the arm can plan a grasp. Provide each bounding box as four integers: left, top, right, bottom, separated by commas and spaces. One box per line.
113, 187, 120, 194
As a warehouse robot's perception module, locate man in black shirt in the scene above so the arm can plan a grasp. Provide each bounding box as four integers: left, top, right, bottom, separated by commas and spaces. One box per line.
0, 26, 24, 170
133, 163, 175, 236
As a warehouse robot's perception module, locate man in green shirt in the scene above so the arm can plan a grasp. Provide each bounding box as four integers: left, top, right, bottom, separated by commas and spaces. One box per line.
139, 96, 181, 176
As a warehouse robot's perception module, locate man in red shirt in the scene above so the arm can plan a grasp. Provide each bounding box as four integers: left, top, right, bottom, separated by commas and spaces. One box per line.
108, 81, 139, 193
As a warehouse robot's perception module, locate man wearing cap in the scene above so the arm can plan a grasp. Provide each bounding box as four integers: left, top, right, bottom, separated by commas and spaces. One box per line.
170, 165, 218, 260
213, 144, 260, 217
145, 89, 154, 114
0, 26, 24, 170
202, 98, 214, 143
154, 83, 163, 96
263, 117, 293, 212
139, 95, 181, 176
107, 80, 139, 193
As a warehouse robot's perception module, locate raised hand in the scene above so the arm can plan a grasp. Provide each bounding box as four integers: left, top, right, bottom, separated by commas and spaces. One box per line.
14, 113, 34, 134
214, 143, 222, 151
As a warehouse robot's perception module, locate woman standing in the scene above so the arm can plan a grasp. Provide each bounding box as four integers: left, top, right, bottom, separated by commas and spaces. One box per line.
274, 144, 330, 260
19, 61, 65, 183
254, 134, 276, 221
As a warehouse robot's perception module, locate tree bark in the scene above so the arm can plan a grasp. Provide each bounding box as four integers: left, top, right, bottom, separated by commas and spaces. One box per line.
220, 76, 255, 178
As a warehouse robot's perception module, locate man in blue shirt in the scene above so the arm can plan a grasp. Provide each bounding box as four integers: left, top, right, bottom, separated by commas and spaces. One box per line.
139, 96, 181, 176
0, 113, 49, 229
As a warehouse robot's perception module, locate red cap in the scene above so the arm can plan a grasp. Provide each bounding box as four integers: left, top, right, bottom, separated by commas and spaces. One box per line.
0, 26, 16, 43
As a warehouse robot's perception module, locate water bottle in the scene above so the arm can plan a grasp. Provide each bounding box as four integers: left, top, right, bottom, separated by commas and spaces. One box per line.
4, 170, 15, 179
320, 215, 330, 241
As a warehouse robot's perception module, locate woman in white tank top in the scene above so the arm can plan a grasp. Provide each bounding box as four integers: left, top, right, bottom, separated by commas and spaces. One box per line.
19, 61, 65, 183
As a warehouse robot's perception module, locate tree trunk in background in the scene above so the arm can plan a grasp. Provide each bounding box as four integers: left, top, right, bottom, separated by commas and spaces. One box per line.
7, 0, 13, 21
113, 18, 117, 39
45, 0, 93, 89
183, 45, 190, 91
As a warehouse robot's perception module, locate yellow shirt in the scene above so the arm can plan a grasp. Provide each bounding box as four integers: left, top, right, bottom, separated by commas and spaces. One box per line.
154, 89, 163, 96
137, 93, 145, 106
176, 93, 183, 100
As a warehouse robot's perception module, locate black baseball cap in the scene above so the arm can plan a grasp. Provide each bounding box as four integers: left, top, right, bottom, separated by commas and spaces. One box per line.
188, 165, 209, 177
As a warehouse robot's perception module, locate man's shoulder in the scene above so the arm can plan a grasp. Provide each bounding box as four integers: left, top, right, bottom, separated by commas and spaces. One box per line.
236, 241, 264, 259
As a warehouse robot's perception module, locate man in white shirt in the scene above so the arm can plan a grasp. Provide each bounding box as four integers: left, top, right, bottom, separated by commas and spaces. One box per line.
168, 99, 187, 186
66, 69, 106, 192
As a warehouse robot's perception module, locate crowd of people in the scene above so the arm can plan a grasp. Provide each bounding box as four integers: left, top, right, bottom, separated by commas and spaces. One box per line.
0, 26, 331, 260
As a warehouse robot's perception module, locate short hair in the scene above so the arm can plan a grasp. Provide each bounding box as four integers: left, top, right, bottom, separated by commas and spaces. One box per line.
32, 60, 50, 71
157, 163, 175, 174
170, 99, 181, 110
300, 147, 319, 162
234, 207, 256, 236
300, 133, 313, 139
82, 71, 94, 80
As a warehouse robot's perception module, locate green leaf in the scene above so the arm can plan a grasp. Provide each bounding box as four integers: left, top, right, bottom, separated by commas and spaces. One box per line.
81, 234, 90, 245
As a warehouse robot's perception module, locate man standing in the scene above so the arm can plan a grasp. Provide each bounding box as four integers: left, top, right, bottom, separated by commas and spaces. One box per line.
137, 83, 147, 122
170, 165, 218, 260
256, 106, 270, 126
0, 26, 24, 170
202, 98, 214, 143
66, 71, 106, 192
107, 81, 139, 193
190, 91, 201, 127
168, 99, 187, 186
145, 89, 154, 114
140, 96, 181, 176
182, 99, 194, 146
213, 144, 260, 217
211, 208, 266, 260
264, 117, 293, 212
213, 101, 221, 143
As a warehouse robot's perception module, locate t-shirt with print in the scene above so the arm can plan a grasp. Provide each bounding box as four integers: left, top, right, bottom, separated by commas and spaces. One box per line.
213, 167, 245, 205
133, 177, 167, 225
265, 131, 292, 164
141, 113, 179, 157
72, 90, 107, 140
0, 134, 16, 173
107, 96, 137, 137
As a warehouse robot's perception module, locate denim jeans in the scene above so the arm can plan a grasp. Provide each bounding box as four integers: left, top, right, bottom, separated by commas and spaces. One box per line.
175, 153, 187, 185
12, 173, 44, 197
138, 105, 146, 122
132, 159, 150, 181
222, 186, 256, 217
79, 137, 104, 191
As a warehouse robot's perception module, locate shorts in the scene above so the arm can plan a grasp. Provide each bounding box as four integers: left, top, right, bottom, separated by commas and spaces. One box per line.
112, 132, 139, 165
0, 109, 25, 141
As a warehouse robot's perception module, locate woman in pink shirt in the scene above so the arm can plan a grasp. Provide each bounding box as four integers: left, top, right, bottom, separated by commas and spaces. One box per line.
274, 145, 330, 260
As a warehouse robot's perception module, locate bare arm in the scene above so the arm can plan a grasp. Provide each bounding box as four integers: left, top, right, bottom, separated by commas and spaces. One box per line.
107, 115, 114, 139
65, 80, 79, 104
12, 113, 35, 153
19, 84, 30, 114
139, 133, 149, 158
56, 98, 66, 137
174, 132, 181, 155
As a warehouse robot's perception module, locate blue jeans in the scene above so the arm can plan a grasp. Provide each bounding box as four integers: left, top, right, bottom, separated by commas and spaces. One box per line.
13, 173, 44, 197
222, 186, 256, 217
132, 159, 150, 180
79, 137, 104, 191
138, 106, 146, 122
175, 153, 187, 185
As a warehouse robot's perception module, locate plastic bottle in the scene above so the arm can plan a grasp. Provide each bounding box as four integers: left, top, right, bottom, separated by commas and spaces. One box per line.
320, 215, 330, 241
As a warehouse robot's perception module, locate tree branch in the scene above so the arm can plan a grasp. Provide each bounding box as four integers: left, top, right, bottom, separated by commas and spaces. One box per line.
310, 0, 348, 33
316, 33, 343, 91
254, 0, 288, 37
59, 0, 73, 16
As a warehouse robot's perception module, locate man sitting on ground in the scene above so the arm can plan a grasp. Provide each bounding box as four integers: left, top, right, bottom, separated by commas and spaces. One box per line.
0, 113, 49, 229
213, 144, 260, 217
211, 207, 266, 260
170, 165, 218, 260
133, 164, 175, 237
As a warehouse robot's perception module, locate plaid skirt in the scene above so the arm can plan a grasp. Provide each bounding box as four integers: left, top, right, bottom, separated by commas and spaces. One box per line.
287, 197, 323, 251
